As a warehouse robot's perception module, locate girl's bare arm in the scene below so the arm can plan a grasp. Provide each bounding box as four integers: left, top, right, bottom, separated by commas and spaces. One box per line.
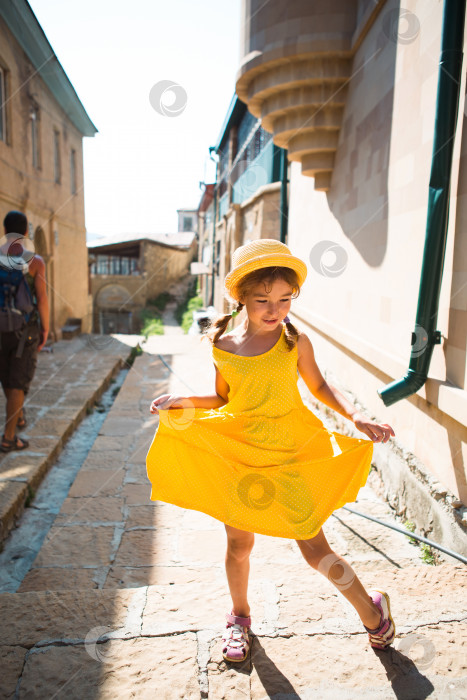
150, 365, 229, 413
297, 332, 395, 443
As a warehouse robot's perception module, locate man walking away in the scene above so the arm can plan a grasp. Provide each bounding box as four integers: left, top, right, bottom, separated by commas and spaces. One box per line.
0, 211, 49, 451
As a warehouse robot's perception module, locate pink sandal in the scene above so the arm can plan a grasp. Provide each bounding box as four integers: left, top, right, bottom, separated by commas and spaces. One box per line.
364, 590, 396, 650
221, 610, 252, 662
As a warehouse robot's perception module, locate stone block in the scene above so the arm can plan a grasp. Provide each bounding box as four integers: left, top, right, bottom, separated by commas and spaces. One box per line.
67, 469, 124, 498
0, 481, 27, 544
0, 588, 135, 647
17, 636, 199, 699
18, 567, 100, 592
113, 528, 175, 567
32, 525, 117, 567
0, 645, 28, 699
104, 564, 220, 589
142, 581, 230, 636
55, 496, 124, 525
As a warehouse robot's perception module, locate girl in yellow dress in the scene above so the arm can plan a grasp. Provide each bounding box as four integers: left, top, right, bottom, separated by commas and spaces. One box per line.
146, 239, 396, 663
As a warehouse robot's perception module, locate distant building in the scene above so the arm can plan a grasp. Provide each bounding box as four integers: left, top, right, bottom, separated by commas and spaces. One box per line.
0, 0, 97, 337
88, 232, 197, 333
191, 184, 214, 298
177, 208, 198, 234
195, 95, 287, 309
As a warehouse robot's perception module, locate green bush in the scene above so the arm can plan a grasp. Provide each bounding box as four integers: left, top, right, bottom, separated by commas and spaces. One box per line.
174, 277, 205, 334
125, 344, 143, 368
140, 308, 164, 338
403, 520, 436, 565
147, 291, 173, 313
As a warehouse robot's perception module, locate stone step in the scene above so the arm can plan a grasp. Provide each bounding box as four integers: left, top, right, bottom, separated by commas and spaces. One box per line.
0, 335, 132, 547
1, 562, 465, 699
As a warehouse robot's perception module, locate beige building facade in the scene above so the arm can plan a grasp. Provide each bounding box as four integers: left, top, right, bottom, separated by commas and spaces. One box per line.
203, 0, 467, 550
0, 1, 96, 337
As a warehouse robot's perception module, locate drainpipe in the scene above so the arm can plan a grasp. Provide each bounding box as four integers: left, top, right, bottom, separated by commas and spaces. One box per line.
280, 147, 288, 244
208, 147, 219, 306
378, 0, 466, 407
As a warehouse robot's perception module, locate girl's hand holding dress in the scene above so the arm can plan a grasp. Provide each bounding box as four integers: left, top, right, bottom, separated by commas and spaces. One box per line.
351, 412, 395, 443
150, 393, 190, 414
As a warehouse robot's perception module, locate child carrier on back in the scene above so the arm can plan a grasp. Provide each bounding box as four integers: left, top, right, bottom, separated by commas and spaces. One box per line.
0, 263, 35, 358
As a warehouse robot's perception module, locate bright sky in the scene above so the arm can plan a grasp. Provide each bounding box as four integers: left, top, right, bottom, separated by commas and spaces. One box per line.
27, 0, 241, 239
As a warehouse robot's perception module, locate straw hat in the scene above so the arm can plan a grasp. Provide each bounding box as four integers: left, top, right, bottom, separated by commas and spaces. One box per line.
224, 239, 307, 301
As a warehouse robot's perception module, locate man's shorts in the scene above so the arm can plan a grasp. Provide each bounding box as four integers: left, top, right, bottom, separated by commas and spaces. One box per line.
0, 323, 41, 393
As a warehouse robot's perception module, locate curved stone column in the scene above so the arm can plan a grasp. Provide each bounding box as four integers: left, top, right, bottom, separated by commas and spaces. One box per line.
236, 0, 359, 191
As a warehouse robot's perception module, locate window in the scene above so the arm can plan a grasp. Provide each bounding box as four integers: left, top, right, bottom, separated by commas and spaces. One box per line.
31, 105, 40, 169
53, 129, 61, 183
91, 254, 138, 276
183, 216, 192, 231
0, 66, 6, 143
70, 148, 77, 194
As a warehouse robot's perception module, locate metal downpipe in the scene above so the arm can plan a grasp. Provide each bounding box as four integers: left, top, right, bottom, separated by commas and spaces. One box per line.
280, 148, 288, 244
378, 0, 466, 406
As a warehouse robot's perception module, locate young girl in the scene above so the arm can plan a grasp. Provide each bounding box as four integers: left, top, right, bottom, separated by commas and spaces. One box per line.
146, 239, 396, 663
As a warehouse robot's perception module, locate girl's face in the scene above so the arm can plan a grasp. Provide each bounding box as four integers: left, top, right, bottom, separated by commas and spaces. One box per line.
240, 278, 293, 331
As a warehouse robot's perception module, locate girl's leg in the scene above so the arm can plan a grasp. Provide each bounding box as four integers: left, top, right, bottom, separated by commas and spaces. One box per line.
295, 528, 381, 630
224, 523, 255, 618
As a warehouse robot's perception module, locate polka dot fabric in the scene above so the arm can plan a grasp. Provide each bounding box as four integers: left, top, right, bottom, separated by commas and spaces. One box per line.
146, 323, 374, 539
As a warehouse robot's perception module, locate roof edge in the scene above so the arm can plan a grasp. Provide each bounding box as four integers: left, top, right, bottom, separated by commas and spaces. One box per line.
1, 0, 97, 136
213, 93, 246, 153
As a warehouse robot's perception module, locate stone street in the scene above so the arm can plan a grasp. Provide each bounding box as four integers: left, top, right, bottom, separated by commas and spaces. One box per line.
0, 329, 465, 699
0, 334, 134, 547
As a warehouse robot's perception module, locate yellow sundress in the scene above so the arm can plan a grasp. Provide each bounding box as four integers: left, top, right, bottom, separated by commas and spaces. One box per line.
146, 323, 374, 539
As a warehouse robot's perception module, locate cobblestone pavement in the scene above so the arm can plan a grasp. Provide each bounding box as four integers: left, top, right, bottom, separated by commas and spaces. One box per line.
0, 330, 465, 699
0, 334, 133, 547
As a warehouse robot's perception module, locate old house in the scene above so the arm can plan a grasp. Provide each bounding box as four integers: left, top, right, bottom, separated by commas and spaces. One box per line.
0, 0, 96, 337
88, 232, 197, 333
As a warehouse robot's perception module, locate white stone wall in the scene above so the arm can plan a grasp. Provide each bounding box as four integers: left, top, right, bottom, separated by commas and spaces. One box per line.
286, 0, 467, 502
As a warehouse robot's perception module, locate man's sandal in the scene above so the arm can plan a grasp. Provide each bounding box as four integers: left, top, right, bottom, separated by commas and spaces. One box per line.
364, 590, 396, 650
0, 434, 29, 453
221, 611, 252, 662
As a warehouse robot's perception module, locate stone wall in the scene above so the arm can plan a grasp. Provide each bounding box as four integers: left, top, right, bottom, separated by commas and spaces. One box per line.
0, 15, 93, 336
284, 0, 467, 504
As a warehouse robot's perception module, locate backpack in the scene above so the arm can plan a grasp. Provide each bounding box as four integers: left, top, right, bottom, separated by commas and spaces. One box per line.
0, 264, 36, 357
